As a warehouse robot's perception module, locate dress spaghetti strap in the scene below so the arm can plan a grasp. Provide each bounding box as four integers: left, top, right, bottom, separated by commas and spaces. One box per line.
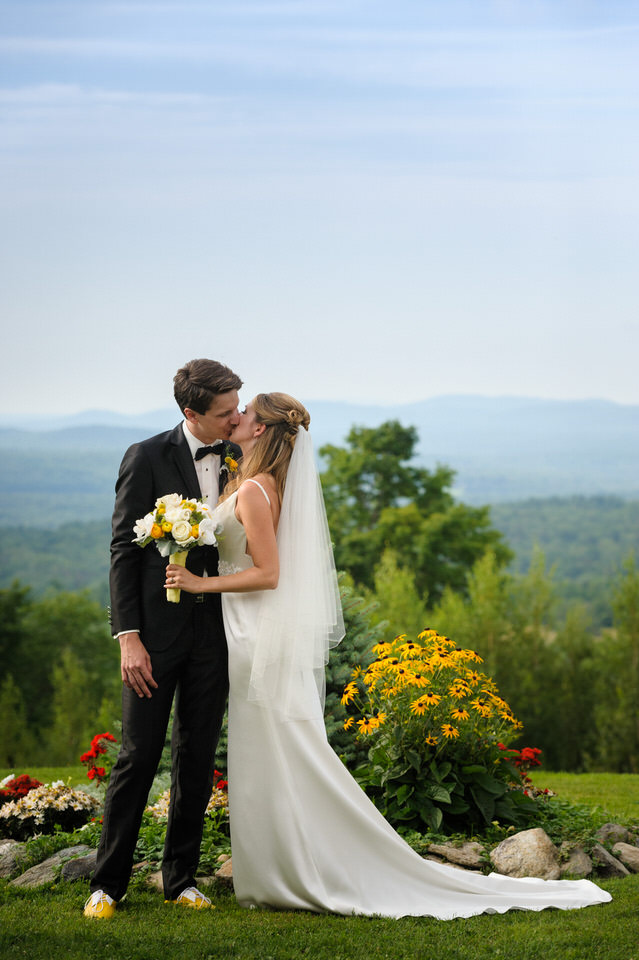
244, 478, 271, 506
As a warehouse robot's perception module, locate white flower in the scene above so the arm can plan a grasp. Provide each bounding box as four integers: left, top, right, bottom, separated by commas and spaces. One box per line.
197, 517, 217, 546
156, 493, 183, 511
171, 519, 193, 544
133, 512, 155, 542
164, 506, 190, 525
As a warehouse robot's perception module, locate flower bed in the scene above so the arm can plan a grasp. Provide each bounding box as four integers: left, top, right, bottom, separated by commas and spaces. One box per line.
0, 780, 100, 840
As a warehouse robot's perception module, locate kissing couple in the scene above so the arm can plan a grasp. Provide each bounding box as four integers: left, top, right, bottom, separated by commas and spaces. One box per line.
85, 358, 611, 920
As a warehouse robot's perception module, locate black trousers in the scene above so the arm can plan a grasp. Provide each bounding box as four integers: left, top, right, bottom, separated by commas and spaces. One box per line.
91, 599, 228, 901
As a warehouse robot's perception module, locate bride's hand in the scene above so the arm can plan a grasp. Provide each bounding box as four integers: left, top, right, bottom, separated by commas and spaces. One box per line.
165, 563, 202, 593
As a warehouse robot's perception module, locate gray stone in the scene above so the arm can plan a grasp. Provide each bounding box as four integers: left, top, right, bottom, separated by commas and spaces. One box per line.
214, 857, 233, 885
612, 842, 639, 873
60, 849, 97, 881
427, 841, 485, 870
146, 870, 164, 891
0, 839, 28, 879
590, 843, 630, 878
559, 842, 593, 879
595, 822, 629, 846
10, 845, 92, 888
490, 828, 561, 880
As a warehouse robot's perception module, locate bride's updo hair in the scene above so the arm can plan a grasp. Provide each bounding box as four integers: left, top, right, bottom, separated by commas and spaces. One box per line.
222, 392, 310, 502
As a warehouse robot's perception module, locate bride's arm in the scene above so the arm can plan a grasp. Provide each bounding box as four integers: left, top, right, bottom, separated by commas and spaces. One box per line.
164, 480, 279, 594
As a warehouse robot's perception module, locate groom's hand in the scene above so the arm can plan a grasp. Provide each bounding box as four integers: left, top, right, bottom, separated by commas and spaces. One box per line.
119, 632, 158, 698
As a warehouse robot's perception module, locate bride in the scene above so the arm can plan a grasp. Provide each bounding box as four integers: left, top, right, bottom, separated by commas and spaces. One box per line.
165, 392, 611, 920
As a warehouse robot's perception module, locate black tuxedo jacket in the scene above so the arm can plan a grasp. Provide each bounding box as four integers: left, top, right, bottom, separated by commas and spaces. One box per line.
109, 424, 242, 650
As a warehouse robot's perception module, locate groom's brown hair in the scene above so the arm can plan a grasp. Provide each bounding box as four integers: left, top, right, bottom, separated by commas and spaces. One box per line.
174, 359, 243, 414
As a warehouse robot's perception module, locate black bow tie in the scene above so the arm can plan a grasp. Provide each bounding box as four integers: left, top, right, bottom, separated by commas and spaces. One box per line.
194, 442, 226, 461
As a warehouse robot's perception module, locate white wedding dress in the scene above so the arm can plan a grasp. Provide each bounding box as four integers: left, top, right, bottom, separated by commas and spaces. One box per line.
213, 482, 611, 920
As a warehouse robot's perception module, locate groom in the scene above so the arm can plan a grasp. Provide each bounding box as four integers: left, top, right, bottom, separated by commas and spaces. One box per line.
85, 359, 243, 918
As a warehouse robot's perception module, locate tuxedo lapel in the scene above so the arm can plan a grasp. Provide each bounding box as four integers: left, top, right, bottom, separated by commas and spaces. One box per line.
168, 424, 202, 499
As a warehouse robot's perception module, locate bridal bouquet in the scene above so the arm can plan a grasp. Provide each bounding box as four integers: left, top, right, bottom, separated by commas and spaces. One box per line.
133, 493, 219, 601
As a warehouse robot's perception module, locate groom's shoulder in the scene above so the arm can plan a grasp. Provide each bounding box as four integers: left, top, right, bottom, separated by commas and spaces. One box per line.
121, 424, 183, 461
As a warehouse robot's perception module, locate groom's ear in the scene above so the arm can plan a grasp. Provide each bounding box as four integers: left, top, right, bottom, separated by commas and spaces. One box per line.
183, 407, 197, 425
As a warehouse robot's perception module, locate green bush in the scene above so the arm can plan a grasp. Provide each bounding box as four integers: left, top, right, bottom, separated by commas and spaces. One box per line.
342, 629, 542, 833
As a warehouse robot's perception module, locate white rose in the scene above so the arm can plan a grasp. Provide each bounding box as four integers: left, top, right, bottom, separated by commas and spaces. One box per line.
165, 506, 190, 524
171, 519, 193, 544
197, 517, 217, 546
156, 493, 183, 511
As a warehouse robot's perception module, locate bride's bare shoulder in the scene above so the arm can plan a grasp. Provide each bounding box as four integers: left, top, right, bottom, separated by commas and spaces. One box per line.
239, 473, 277, 503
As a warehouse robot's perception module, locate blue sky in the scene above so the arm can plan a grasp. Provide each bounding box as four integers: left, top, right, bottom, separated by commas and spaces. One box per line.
1, 1, 638, 414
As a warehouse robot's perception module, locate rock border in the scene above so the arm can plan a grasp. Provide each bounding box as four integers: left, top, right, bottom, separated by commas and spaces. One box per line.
1, 823, 636, 890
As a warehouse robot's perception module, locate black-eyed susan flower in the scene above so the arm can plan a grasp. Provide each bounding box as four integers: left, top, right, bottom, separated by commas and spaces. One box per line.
398, 641, 422, 658
470, 697, 492, 717
450, 708, 470, 721
343, 717, 354, 730
341, 682, 357, 705
441, 724, 460, 739
410, 693, 442, 715
357, 717, 377, 735
424, 734, 438, 747
372, 642, 392, 656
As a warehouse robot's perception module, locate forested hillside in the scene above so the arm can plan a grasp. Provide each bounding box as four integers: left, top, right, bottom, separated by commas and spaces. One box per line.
1, 420, 637, 773
1, 496, 635, 629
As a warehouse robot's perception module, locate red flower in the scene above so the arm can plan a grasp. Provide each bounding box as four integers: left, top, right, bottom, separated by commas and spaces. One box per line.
87, 768, 97, 780
95, 767, 106, 779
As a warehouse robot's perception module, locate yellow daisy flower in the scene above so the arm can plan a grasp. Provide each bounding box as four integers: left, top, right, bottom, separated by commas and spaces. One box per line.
441, 724, 460, 739
343, 717, 354, 730
424, 734, 438, 747
357, 717, 377, 735
372, 642, 392, 656
341, 682, 357, 705
450, 708, 470, 721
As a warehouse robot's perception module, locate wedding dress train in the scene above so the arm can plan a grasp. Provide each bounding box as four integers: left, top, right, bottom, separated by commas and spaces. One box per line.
213, 484, 611, 920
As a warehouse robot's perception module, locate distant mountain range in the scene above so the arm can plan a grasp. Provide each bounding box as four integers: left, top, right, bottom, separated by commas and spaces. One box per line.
1, 396, 638, 527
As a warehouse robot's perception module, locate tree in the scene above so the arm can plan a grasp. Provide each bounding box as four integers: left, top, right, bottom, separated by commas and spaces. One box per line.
320, 421, 510, 603
368, 548, 429, 639
0, 673, 35, 767
593, 554, 639, 772
46, 648, 95, 764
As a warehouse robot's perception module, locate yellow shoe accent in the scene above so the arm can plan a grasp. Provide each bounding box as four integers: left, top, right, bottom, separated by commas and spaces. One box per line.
84, 890, 116, 918
165, 886, 214, 909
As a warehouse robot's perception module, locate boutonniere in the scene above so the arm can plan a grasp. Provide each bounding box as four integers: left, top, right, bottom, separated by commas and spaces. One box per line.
220, 444, 239, 474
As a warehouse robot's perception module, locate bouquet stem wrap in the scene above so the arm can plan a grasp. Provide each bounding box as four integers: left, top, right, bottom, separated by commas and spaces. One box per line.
166, 550, 188, 603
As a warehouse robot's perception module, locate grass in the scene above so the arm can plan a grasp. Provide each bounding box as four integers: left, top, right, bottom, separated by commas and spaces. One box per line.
1, 771, 637, 960
535, 772, 639, 824
0, 877, 635, 960
0, 766, 86, 786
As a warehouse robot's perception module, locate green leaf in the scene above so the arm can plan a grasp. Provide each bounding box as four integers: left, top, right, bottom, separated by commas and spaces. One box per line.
396, 784, 414, 805
461, 764, 487, 775
469, 785, 495, 824
425, 784, 451, 804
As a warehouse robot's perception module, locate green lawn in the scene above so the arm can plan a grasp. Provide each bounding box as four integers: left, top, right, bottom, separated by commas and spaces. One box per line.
535, 772, 639, 824
0, 876, 633, 960
0, 766, 86, 786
